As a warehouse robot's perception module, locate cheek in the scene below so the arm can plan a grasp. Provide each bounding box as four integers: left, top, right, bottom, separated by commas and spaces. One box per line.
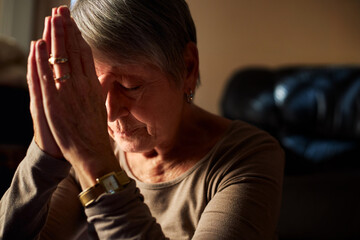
106, 83, 184, 137
128, 104, 157, 131
143, 89, 184, 129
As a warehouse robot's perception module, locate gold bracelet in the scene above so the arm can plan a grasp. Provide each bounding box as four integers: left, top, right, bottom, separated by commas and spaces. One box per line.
79, 183, 104, 207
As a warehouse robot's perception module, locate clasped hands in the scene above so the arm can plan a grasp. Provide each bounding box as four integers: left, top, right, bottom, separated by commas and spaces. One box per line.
27, 6, 120, 189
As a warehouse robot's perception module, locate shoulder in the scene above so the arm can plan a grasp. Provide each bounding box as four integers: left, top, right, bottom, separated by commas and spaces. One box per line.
197, 109, 280, 155
199, 121, 285, 239
212, 120, 283, 158
204, 120, 285, 194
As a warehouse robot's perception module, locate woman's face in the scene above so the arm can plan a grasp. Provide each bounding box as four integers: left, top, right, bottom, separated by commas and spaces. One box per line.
94, 57, 185, 153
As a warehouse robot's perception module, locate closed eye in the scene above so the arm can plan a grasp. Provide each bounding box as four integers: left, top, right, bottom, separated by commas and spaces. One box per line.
122, 85, 141, 91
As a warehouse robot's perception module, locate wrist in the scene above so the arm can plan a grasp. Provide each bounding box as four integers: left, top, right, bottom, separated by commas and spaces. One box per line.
72, 153, 121, 189
78, 170, 131, 207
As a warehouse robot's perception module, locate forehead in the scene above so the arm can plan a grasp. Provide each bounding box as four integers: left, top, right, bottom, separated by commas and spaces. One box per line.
92, 49, 162, 76
94, 58, 162, 79
91, 48, 180, 88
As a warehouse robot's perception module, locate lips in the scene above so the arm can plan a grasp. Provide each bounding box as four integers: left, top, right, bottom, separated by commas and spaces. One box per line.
108, 126, 138, 138
118, 128, 139, 137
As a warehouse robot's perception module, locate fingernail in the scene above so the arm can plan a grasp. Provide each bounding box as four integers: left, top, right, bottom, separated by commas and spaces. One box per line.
59, 5, 70, 16
44, 16, 50, 26
37, 39, 46, 48
29, 41, 34, 53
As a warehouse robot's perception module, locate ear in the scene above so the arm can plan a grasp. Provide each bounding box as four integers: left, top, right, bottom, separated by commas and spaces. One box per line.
183, 42, 199, 92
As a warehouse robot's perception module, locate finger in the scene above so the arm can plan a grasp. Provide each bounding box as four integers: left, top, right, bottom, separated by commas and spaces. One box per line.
51, 15, 71, 81
31, 40, 63, 158
52, 7, 58, 16
27, 41, 43, 110
42, 16, 52, 55
71, 18, 97, 78
35, 40, 58, 103
27, 41, 48, 147
28, 42, 47, 141
58, 6, 82, 75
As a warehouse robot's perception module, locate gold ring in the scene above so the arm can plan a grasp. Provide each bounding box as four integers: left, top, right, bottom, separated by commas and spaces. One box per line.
48, 56, 68, 65
54, 73, 70, 83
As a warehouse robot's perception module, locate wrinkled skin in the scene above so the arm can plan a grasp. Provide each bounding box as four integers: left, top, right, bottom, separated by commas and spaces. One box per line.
28, 6, 120, 188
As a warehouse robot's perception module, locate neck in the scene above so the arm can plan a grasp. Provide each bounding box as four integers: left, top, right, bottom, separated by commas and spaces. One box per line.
126, 150, 194, 183
125, 105, 197, 183
124, 105, 231, 183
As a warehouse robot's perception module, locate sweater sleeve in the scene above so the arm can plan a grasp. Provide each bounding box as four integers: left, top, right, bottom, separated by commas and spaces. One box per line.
194, 134, 285, 240
0, 139, 167, 239
0, 139, 71, 240
39, 168, 88, 240
84, 180, 168, 239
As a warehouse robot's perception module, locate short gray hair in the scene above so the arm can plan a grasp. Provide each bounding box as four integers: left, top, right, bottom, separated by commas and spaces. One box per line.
71, 0, 197, 85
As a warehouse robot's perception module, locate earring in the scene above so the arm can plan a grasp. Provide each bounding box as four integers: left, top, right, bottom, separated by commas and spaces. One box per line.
186, 90, 194, 103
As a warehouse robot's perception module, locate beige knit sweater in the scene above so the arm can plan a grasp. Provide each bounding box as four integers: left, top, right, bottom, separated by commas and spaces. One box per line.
0, 121, 284, 240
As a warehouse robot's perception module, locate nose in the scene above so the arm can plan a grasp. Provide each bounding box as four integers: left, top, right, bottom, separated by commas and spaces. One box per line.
106, 86, 131, 122
98, 73, 131, 122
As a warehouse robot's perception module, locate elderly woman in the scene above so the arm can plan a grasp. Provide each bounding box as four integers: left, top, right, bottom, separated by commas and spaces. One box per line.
0, 1, 284, 239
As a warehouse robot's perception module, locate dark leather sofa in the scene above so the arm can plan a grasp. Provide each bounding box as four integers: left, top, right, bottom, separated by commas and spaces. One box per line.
221, 66, 360, 240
